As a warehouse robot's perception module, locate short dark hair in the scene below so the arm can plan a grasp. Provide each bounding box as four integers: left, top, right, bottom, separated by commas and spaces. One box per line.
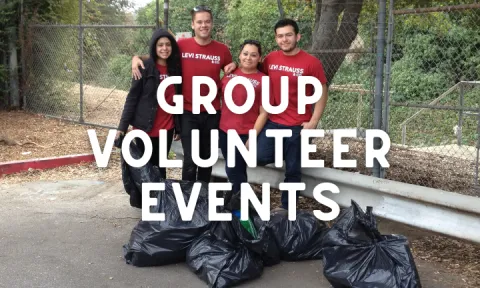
239, 39, 262, 56
191, 5, 213, 21
274, 18, 299, 34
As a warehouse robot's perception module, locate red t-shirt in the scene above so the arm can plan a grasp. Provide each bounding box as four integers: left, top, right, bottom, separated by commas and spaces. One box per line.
262, 49, 327, 126
178, 38, 233, 112
135, 63, 175, 137
219, 69, 266, 135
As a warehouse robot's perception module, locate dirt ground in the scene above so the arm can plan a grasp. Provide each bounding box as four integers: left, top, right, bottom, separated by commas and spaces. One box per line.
73, 83, 128, 127
1, 110, 479, 287
310, 137, 479, 197
0, 110, 111, 162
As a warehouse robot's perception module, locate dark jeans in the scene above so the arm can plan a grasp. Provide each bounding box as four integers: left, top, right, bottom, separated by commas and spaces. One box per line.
136, 128, 174, 180
219, 130, 249, 194
257, 120, 302, 210
180, 111, 220, 183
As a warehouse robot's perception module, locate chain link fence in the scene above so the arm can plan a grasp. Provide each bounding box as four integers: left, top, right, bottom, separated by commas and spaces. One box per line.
19, 0, 479, 197
384, 3, 480, 196
20, 0, 377, 179
311, 1, 378, 178
23, 24, 155, 128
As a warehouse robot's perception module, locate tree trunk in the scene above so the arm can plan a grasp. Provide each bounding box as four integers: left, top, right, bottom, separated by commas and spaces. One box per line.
277, 0, 285, 19
311, 0, 364, 84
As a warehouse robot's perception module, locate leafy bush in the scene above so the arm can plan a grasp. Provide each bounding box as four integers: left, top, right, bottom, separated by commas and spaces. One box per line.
103, 54, 135, 91
390, 17, 480, 103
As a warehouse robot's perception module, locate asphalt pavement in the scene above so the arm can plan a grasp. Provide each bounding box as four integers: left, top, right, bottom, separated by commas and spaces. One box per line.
0, 179, 466, 288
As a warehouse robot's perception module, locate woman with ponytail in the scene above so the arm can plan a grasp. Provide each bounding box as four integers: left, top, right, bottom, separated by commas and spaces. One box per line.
218, 39, 268, 203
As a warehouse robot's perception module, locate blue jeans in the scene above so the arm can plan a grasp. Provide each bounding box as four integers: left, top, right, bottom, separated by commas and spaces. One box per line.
219, 130, 249, 194
257, 120, 302, 210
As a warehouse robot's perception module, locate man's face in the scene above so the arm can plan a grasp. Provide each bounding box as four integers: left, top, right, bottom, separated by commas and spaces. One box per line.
275, 25, 301, 53
191, 11, 213, 40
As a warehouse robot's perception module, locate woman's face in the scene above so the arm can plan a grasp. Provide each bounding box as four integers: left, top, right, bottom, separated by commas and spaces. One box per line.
239, 44, 261, 70
156, 37, 172, 60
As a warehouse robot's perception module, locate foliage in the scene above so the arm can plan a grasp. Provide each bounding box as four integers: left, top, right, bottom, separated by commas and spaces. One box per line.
3, 0, 480, 149
225, 0, 279, 58
390, 15, 480, 103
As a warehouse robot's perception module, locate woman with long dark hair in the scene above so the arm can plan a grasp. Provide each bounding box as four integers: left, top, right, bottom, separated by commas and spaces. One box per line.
115, 29, 182, 179
219, 39, 268, 205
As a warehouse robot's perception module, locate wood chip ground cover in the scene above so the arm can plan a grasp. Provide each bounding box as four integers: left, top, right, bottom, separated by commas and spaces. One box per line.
1, 110, 479, 287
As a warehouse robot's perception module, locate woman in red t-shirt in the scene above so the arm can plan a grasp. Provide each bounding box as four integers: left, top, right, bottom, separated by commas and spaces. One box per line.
219, 40, 268, 198
116, 29, 182, 180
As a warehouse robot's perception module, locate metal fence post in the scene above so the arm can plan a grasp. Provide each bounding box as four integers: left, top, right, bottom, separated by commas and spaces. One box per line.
373, 0, 387, 178
156, 0, 160, 29
383, 0, 394, 134
78, 0, 84, 123
20, 0, 26, 110
475, 110, 479, 189
164, 0, 169, 30
457, 82, 464, 146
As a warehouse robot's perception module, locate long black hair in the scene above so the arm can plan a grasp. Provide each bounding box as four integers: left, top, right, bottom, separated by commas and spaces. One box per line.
239, 39, 263, 71
149, 29, 182, 95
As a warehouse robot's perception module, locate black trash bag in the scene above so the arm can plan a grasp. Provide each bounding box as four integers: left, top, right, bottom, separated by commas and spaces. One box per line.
322, 200, 422, 288
251, 213, 281, 267
123, 179, 211, 267
120, 139, 162, 209
222, 190, 281, 267
186, 211, 266, 288
267, 209, 329, 261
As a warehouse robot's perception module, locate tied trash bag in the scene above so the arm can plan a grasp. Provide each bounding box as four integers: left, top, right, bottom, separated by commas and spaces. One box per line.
224, 190, 281, 267
322, 200, 422, 288
186, 210, 267, 288
120, 139, 162, 208
267, 209, 329, 261
123, 179, 210, 267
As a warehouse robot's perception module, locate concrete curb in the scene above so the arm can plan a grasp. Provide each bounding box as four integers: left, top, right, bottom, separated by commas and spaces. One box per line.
0, 154, 96, 176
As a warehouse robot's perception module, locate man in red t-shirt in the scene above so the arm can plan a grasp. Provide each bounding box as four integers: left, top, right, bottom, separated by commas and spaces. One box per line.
132, 6, 236, 183
258, 19, 329, 211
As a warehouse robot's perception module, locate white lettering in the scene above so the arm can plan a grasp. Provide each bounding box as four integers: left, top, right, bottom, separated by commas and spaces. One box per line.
333, 129, 357, 168
366, 129, 391, 168
298, 76, 323, 114
224, 76, 255, 115
313, 183, 341, 221
192, 129, 218, 167
192, 76, 217, 114
88, 129, 115, 167
262, 76, 288, 114
121, 130, 152, 168
301, 129, 324, 168
266, 129, 292, 167
227, 129, 257, 168
157, 76, 183, 114
142, 183, 165, 221
208, 183, 232, 221
240, 183, 270, 221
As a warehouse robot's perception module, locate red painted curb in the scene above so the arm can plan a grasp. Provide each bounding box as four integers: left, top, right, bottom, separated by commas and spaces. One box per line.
0, 154, 96, 176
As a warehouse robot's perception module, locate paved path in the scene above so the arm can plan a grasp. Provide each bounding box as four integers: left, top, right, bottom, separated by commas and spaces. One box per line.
0, 179, 467, 288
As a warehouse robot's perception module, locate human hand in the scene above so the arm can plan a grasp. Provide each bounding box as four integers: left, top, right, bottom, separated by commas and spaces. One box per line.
301, 121, 317, 130
173, 134, 181, 141
132, 56, 144, 80
114, 131, 124, 148
224, 62, 236, 75
245, 139, 249, 150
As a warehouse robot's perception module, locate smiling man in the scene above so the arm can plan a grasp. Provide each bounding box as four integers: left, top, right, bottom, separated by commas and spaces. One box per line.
257, 18, 329, 212
131, 5, 236, 184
